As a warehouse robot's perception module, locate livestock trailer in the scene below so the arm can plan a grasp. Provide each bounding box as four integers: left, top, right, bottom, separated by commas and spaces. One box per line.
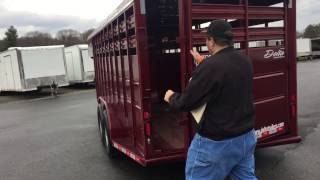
296, 38, 312, 60
89, 0, 300, 166
0, 45, 68, 92
64, 44, 95, 84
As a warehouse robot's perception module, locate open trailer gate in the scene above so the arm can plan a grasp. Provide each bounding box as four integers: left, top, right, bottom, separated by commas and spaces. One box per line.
89, 0, 300, 166
180, 0, 300, 147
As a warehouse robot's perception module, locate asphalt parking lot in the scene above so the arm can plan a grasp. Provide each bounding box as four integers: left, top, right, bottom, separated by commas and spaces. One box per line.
0, 60, 320, 180
0, 84, 95, 104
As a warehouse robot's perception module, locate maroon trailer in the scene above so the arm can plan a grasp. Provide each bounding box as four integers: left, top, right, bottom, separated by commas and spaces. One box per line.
88, 0, 301, 166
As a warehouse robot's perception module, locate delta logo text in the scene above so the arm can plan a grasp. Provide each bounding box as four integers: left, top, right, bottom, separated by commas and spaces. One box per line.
264, 48, 285, 59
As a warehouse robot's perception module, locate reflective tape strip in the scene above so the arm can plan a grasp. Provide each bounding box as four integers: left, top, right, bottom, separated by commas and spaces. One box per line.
112, 142, 143, 163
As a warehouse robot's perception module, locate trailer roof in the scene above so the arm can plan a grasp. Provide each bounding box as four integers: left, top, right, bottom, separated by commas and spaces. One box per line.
8, 45, 65, 51
88, 0, 134, 41
87, 0, 284, 41
65, 44, 88, 50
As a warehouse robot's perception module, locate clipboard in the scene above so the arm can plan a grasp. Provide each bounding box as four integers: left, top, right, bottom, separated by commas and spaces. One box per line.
191, 103, 207, 124
189, 51, 211, 124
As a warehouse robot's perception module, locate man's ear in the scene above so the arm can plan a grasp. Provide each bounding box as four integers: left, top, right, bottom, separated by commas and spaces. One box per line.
207, 37, 215, 48
210, 37, 216, 46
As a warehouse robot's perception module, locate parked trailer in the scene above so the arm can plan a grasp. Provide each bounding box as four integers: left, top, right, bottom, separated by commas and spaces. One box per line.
296, 38, 312, 60
311, 38, 320, 57
64, 44, 95, 84
89, 0, 300, 166
0, 45, 68, 92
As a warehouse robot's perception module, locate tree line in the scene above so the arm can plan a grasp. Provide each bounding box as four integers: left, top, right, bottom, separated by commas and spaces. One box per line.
297, 23, 320, 39
0, 26, 94, 52
1, 23, 320, 52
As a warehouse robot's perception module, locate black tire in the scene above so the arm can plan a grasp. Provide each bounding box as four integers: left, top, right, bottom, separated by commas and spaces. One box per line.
97, 106, 105, 145
102, 110, 118, 158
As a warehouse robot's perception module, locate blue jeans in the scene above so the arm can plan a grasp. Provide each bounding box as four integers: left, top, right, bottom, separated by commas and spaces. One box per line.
185, 130, 257, 180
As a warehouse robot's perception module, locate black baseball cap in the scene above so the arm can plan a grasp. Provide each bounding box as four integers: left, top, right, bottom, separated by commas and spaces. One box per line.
203, 20, 233, 42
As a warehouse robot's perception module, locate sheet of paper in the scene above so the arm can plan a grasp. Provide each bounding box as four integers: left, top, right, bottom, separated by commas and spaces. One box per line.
191, 103, 207, 124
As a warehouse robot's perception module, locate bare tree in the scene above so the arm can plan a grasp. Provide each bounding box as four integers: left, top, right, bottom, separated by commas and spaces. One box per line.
56, 29, 82, 46
304, 24, 320, 39
81, 28, 95, 42
17, 31, 57, 47
2, 28, 94, 49
297, 31, 304, 38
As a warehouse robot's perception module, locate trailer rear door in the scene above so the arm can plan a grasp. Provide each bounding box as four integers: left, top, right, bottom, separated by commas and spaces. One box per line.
81, 49, 94, 72
3, 55, 15, 89
180, 0, 295, 142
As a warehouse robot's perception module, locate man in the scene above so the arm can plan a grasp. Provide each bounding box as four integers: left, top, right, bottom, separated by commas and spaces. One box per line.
164, 20, 257, 180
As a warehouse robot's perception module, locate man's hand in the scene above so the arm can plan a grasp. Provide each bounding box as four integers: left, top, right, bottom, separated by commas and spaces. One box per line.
190, 50, 205, 64
164, 90, 175, 103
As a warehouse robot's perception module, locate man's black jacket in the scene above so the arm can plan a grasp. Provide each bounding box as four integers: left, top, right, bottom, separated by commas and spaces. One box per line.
169, 47, 255, 141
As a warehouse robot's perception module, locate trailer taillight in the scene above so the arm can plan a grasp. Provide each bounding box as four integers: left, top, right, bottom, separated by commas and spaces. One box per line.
290, 95, 297, 118
145, 123, 151, 136
143, 112, 151, 120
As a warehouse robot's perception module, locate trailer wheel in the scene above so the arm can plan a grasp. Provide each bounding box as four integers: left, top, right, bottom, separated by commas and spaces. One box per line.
102, 110, 117, 158
97, 106, 104, 144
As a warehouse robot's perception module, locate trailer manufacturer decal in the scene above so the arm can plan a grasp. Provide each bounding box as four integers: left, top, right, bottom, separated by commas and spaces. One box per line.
256, 122, 285, 139
264, 49, 285, 59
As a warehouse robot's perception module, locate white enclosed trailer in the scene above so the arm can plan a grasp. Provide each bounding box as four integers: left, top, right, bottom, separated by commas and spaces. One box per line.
297, 38, 312, 59
311, 38, 320, 57
0, 45, 68, 92
64, 44, 95, 84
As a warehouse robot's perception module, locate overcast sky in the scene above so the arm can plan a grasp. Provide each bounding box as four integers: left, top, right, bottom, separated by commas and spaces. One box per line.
0, 0, 318, 39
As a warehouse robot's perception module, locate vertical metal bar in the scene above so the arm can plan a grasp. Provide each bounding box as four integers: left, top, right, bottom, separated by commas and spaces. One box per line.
104, 28, 109, 102
98, 33, 102, 98
109, 25, 115, 104
287, 0, 298, 136
119, 15, 128, 118
245, 0, 249, 55
111, 22, 120, 104
178, 0, 187, 89
179, 0, 193, 155
98, 34, 102, 97
105, 28, 110, 103
97, 36, 101, 98
102, 29, 106, 99
134, 0, 151, 157
265, 22, 269, 47
93, 37, 99, 99
125, 7, 136, 147
284, 0, 289, 62
104, 29, 107, 99
238, 0, 246, 50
